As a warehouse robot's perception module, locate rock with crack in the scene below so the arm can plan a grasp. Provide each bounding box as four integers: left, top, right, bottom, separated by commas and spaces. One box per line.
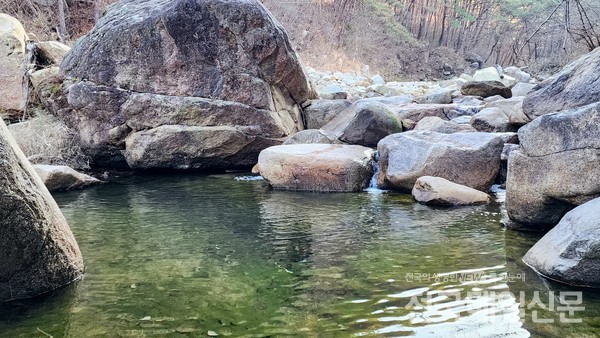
523, 47, 600, 120
49, 0, 316, 170
377, 131, 504, 192
506, 102, 600, 229
321, 100, 401, 147
258, 144, 374, 192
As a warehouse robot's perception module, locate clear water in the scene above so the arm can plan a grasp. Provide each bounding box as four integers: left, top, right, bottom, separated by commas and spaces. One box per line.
1, 174, 599, 337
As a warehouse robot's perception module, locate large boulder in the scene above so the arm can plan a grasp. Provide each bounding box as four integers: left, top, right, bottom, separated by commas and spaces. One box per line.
377, 131, 504, 192
0, 14, 28, 115
52, 0, 316, 169
461, 81, 512, 99
412, 176, 491, 206
0, 119, 83, 302
33, 164, 101, 191
321, 100, 401, 147
506, 102, 600, 228
258, 144, 374, 192
523, 197, 600, 288
523, 48, 600, 120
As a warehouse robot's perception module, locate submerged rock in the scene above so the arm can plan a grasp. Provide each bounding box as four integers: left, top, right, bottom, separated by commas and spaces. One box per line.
506, 102, 600, 228
377, 131, 504, 192
523, 197, 600, 288
33, 164, 101, 191
53, 0, 316, 169
0, 119, 83, 302
258, 144, 374, 192
412, 176, 491, 206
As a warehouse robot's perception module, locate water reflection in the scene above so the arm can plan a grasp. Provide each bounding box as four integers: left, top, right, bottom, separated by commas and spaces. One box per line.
0, 174, 598, 337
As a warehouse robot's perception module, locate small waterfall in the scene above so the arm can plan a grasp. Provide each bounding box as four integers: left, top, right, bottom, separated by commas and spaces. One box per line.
365, 151, 384, 193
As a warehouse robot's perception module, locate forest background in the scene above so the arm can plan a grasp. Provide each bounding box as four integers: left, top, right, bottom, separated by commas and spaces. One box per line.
2, 0, 599, 80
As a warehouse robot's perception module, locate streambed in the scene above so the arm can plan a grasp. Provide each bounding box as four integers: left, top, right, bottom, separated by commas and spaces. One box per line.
1, 174, 599, 337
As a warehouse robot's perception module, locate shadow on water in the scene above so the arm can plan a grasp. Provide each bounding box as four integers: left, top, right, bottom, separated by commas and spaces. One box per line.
1, 174, 599, 337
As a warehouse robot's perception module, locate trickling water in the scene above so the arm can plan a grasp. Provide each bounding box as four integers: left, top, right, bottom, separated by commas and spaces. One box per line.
365, 151, 385, 193
1, 173, 599, 337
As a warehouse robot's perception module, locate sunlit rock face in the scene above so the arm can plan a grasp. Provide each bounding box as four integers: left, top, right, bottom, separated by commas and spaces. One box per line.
377, 131, 504, 192
523, 47, 600, 120
0, 120, 83, 302
0, 14, 28, 116
258, 144, 374, 192
506, 102, 600, 229
52, 0, 316, 169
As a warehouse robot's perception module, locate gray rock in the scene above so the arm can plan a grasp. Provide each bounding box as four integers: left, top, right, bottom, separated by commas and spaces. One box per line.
461, 81, 512, 99
506, 102, 600, 228
503, 66, 531, 83
472, 67, 502, 82
282, 129, 341, 145
302, 99, 351, 129
414, 116, 476, 134
523, 48, 600, 120
412, 176, 491, 206
485, 97, 529, 126
414, 89, 453, 104
124, 125, 279, 170
523, 197, 600, 288
0, 119, 83, 302
360, 95, 413, 106
318, 84, 348, 100
321, 100, 401, 147
483, 95, 506, 103
391, 104, 459, 122
54, 0, 316, 169
451, 115, 473, 124
519, 102, 600, 157
470, 107, 515, 132
511, 83, 535, 97
377, 131, 504, 192
258, 144, 374, 192
0, 14, 28, 114
36, 41, 70, 65
452, 96, 484, 106
33, 164, 101, 191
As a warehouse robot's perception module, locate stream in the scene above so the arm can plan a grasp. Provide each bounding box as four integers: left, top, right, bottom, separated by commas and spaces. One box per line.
1, 173, 599, 337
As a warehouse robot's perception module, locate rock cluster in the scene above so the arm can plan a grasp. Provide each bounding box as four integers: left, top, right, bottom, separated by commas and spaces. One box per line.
47, 0, 316, 169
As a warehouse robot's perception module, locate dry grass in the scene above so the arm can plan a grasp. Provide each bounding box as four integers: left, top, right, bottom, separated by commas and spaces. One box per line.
8, 110, 89, 169
263, 0, 422, 79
